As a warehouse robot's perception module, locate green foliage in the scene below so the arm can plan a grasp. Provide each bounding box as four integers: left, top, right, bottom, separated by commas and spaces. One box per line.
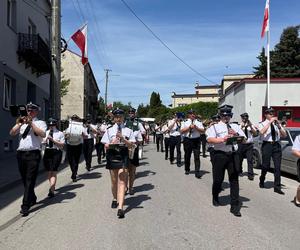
112, 101, 132, 114
172, 102, 218, 120
97, 96, 106, 116
137, 103, 150, 117
149, 92, 162, 108
60, 68, 70, 98
254, 25, 300, 78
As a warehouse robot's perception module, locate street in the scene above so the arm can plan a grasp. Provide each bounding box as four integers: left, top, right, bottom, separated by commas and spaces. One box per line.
0, 142, 299, 250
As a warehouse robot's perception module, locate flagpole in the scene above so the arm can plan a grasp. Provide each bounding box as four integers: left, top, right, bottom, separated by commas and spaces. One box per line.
267, 3, 270, 108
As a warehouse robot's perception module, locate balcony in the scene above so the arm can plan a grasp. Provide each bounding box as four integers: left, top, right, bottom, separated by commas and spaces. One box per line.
17, 33, 51, 76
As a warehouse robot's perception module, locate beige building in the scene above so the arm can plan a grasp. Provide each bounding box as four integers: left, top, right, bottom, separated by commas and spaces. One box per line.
221, 74, 255, 95
171, 83, 220, 108
61, 50, 100, 120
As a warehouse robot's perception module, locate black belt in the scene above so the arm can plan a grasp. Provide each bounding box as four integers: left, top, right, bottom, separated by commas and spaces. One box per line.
214, 150, 234, 156
263, 141, 279, 144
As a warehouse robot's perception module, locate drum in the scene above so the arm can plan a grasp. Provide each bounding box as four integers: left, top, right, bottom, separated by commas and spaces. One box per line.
68, 120, 83, 144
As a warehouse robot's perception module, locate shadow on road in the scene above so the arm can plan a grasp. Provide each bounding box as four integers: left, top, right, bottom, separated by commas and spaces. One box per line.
29, 183, 84, 214
218, 194, 250, 208
135, 170, 156, 179
190, 170, 210, 177
134, 183, 155, 193
78, 172, 102, 180
124, 194, 151, 213
138, 161, 149, 166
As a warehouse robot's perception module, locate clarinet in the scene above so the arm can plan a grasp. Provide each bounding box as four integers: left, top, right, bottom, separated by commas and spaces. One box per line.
188, 119, 194, 138
48, 129, 54, 148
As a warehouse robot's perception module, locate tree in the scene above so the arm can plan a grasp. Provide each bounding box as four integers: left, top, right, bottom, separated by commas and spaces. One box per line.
97, 96, 106, 116
149, 92, 162, 108
272, 26, 300, 77
137, 103, 150, 117
60, 68, 70, 98
253, 25, 300, 78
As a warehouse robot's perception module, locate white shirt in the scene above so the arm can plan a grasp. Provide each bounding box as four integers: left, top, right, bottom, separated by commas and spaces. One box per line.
292, 135, 300, 151
258, 120, 281, 142
155, 125, 163, 135
181, 119, 204, 139
17, 118, 47, 151
43, 128, 65, 150
65, 123, 84, 146
206, 121, 246, 152
133, 130, 143, 143
168, 119, 182, 137
83, 124, 97, 139
240, 123, 256, 143
162, 124, 170, 138
101, 123, 136, 144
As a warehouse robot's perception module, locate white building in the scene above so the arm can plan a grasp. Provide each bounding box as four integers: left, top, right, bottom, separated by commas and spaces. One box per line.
61, 50, 100, 120
0, 0, 51, 159
219, 78, 300, 126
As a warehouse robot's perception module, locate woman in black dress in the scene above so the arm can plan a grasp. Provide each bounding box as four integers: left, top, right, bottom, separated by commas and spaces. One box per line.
43, 118, 65, 197
101, 108, 135, 218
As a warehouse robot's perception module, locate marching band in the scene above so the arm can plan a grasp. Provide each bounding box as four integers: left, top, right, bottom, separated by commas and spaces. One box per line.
9, 102, 300, 219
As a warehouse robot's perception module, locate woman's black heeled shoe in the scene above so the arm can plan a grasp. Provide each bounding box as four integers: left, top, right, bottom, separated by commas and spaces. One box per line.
117, 209, 125, 219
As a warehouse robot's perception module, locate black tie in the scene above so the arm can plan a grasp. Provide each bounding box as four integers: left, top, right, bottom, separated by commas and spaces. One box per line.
87, 126, 90, 135
48, 130, 54, 148
271, 123, 276, 142
22, 125, 31, 139
244, 125, 248, 139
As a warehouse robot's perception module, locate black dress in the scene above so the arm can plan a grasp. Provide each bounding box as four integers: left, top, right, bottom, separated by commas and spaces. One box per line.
43, 148, 62, 171
106, 145, 129, 169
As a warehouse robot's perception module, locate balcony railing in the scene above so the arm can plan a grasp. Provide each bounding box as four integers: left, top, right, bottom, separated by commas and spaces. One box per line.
17, 33, 51, 75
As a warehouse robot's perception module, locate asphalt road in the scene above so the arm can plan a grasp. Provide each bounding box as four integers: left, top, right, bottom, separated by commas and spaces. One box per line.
0, 143, 299, 250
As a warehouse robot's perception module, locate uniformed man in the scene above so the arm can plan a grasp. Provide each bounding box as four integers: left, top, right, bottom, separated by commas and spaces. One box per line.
238, 113, 258, 180
258, 108, 287, 195
64, 114, 84, 182
162, 120, 170, 160
9, 102, 47, 216
155, 121, 164, 152
168, 113, 183, 166
292, 135, 300, 207
207, 114, 221, 160
83, 114, 97, 171
95, 116, 107, 164
180, 109, 204, 178
206, 105, 246, 217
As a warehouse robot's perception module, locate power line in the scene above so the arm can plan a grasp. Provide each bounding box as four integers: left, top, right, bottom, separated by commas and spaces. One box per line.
119, 0, 214, 84
22, 0, 49, 16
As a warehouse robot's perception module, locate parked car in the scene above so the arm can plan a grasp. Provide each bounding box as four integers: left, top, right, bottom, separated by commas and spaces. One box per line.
252, 127, 300, 182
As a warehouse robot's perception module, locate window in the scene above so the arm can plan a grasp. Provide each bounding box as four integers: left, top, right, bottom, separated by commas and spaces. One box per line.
28, 18, 37, 35
3, 75, 13, 110
27, 81, 36, 103
7, 0, 17, 31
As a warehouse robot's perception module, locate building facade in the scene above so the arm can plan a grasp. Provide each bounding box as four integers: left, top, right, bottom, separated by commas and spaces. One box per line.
219, 78, 300, 126
171, 83, 220, 108
220, 74, 255, 95
61, 50, 100, 120
0, 0, 51, 159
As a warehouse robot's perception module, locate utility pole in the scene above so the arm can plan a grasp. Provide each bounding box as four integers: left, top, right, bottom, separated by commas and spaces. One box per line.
104, 69, 111, 112
50, 0, 61, 119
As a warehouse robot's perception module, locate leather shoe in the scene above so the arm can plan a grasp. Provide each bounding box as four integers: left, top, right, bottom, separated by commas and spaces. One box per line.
212, 198, 220, 207
111, 200, 118, 209
248, 175, 254, 181
230, 206, 241, 217
48, 189, 55, 198
117, 209, 125, 219
20, 208, 29, 217
177, 162, 182, 167
185, 171, 189, 175
293, 197, 300, 207
195, 172, 201, 179
274, 188, 285, 195
259, 182, 264, 188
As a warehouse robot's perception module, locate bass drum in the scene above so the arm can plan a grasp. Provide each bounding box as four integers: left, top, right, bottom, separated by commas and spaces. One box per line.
138, 146, 143, 160
68, 120, 83, 144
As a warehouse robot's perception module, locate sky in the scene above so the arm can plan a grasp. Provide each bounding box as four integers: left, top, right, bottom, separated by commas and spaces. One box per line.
61, 0, 300, 108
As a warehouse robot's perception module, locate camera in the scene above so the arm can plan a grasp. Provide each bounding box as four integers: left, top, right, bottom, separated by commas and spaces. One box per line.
9, 105, 28, 122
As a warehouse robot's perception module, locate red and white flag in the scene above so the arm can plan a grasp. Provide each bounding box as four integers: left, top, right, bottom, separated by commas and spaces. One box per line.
71, 24, 88, 65
261, 0, 269, 38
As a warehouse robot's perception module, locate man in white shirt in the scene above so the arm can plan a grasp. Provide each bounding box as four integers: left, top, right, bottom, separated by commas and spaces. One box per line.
9, 103, 47, 216
168, 112, 184, 166
292, 135, 300, 207
162, 120, 170, 160
83, 114, 97, 171
180, 110, 204, 178
206, 105, 246, 217
95, 116, 107, 164
258, 108, 287, 195
238, 113, 258, 180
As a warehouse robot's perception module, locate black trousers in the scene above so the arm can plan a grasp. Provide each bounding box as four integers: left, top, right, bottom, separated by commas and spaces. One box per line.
95, 141, 105, 161
83, 138, 94, 168
164, 137, 170, 159
183, 137, 200, 172
260, 142, 282, 187
156, 134, 164, 152
17, 150, 41, 209
67, 144, 82, 177
211, 151, 239, 207
200, 134, 207, 156
238, 143, 254, 176
169, 136, 181, 163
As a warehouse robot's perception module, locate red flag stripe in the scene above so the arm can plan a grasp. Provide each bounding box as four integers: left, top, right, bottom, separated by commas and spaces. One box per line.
71, 25, 88, 65
261, 0, 269, 38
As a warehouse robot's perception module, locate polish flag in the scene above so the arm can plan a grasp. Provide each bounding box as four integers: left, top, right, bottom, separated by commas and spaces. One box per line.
71, 24, 88, 65
261, 0, 269, 38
